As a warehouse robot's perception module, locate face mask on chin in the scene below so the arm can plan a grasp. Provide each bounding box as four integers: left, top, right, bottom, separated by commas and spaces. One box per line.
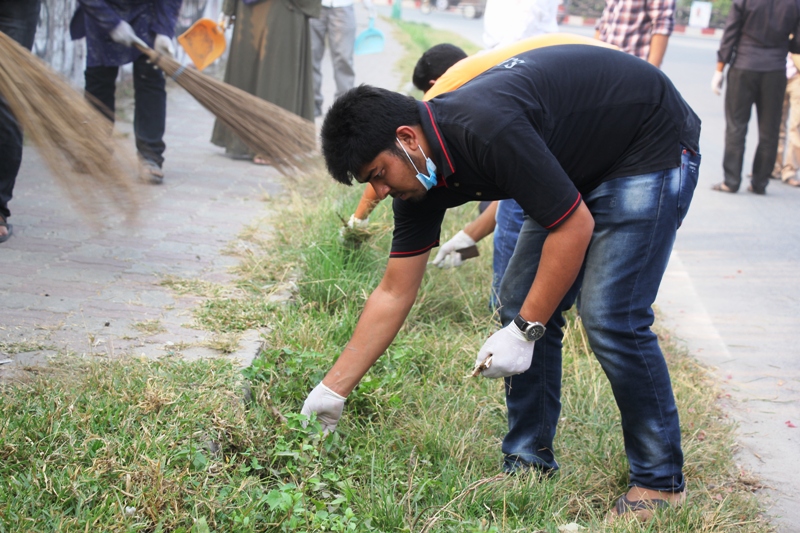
396, 137, 438, 190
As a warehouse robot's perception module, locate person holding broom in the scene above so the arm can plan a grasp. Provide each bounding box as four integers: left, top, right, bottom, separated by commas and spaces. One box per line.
0, 0, 40, 243
302, 45, 701, 521
70, 0, 182, 185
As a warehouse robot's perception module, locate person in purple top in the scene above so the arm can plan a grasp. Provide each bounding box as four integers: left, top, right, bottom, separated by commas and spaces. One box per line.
70, 0, 183, 184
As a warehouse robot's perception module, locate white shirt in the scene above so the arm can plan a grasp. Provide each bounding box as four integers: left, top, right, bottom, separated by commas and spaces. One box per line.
483, 0, 560, 49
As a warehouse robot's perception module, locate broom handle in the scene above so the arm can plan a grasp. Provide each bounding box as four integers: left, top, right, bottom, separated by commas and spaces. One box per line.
132, 37, 163, 69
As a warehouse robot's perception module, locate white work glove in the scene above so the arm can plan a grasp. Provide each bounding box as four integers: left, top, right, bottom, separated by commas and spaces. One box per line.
711, 70, 724, 96
474, 323, 534, 378
430, 230, 476, 269
154, 34, 174, 57
301, 382, 346, 433
218, 13, 232, 31
109, 20, 138, 47
340, 213, 369, 234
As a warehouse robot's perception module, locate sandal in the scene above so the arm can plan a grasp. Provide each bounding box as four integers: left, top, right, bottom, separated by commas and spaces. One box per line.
0, 215, 12, 244
711, 182, 737, 193
784, 177, 800, 187
747, 185, 766, 195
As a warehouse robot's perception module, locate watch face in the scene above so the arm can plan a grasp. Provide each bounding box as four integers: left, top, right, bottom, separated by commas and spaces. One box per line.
514, 315, 546, 341
527, 323, 546, 341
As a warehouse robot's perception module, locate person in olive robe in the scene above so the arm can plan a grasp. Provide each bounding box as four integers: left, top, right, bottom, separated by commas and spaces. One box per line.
211, 0, 320, 164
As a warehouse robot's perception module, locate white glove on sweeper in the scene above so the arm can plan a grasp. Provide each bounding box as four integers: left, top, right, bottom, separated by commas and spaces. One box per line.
474, 323, 535, 378
431, 230, 476, 269
711, 70, 724, 96
339, 214, 369, 238
109, 21, 138, 47
301, 382, 346, 433
154, 34, 175, 57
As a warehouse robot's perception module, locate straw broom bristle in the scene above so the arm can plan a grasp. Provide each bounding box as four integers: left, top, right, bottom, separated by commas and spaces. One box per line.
0, 31, 140, 224
137, 45, 318, 174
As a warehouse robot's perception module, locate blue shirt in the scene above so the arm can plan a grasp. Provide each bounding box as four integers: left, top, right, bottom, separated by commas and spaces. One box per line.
70, 0, 182, 67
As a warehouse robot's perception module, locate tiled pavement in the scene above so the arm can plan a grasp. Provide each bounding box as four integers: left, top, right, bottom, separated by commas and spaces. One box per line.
0, 9, 402, 379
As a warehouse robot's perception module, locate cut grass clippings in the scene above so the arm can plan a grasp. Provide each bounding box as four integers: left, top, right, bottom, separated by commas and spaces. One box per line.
0, 18, 771, 533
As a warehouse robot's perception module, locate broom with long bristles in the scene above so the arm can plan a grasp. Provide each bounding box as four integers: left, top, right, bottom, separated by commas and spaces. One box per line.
0, 31, 140, 223
132, 40, 318, 174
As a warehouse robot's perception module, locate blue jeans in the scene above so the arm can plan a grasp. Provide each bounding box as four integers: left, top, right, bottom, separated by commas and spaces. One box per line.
492, 199, 525, 307
497, 148, 700, 492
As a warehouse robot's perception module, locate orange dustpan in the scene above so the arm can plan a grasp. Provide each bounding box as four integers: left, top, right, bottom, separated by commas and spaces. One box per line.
177, 18, 226, 71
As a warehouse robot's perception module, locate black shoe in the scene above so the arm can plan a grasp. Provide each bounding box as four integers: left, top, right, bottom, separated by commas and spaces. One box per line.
502, 454, 557, 477
140, 160, 164, 185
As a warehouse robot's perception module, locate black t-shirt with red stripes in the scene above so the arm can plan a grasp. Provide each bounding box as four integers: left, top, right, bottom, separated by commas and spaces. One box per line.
389, 45, 701, 258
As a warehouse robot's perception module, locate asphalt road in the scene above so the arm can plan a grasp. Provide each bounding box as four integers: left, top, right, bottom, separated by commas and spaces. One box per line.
372, 8, 800, 529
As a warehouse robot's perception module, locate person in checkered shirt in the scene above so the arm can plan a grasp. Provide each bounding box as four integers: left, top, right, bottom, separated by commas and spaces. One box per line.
594, 0, 675, 69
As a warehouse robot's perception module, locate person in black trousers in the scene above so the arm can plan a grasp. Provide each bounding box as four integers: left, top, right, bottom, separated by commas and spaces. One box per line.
711, 0, 800, 195
0, 0, 40, 243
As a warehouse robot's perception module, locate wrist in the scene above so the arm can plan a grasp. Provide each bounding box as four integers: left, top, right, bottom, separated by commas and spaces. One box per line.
320, 381, 347, 399
455, 230, 476, 246
512, 314, 546, 342
348, 214, 368, 228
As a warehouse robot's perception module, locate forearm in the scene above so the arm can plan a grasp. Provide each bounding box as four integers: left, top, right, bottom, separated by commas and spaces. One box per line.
322, 255, 427, 396
647, 34, 669, 68
463, 201, 498, 242
518, 202, 594, 324
716, 61, 725, 72
353, 184, 381, 221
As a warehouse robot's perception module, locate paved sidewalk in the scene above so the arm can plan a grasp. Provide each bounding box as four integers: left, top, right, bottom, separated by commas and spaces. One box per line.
0, 10, 402, 379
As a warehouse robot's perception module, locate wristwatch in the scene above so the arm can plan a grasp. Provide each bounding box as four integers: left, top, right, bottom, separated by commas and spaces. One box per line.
513, 314, 546, 342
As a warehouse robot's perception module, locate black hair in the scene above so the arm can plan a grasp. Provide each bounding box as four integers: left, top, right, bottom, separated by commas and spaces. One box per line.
321, 85, 420, 185
412, 43, 467, 92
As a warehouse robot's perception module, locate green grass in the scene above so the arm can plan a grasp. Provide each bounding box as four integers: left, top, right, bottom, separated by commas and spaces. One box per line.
0, 18, 772, 533
0, 166, 769, 532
